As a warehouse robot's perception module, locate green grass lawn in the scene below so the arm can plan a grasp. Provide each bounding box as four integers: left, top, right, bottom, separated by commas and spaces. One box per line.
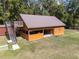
0, 29, 79, 59
0, 36, 7, 46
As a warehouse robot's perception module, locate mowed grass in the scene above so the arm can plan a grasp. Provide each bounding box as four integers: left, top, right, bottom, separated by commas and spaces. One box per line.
0, 29, 79, 59
0, 36, 7, 45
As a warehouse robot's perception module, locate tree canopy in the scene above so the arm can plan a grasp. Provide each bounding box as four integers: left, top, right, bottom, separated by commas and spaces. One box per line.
0, 0, 79, 29
0, 0, 27, 22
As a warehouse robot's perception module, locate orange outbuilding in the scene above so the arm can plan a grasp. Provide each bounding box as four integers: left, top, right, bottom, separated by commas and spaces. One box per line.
19, 14, 65, 41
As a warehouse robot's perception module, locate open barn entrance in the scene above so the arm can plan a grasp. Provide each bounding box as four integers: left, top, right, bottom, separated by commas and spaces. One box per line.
44, 29, 52, 37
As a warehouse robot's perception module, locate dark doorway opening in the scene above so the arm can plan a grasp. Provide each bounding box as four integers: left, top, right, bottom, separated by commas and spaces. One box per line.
30, 30, 43, 35
44, 29, 51, 35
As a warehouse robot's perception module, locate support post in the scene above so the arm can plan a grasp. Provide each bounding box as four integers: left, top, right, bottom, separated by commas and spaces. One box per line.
28, 30, 30, 40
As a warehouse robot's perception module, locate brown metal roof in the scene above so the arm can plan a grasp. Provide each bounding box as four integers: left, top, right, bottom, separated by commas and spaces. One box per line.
20, 14, 65, 29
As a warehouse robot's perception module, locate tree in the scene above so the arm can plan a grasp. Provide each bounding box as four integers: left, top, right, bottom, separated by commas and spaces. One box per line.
55, 5, 65, 21
66, 0, 79, 29
0, 0, 27, 22
0, 1, 4, 24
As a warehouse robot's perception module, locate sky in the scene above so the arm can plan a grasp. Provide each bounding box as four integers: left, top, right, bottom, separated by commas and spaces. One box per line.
56, 0, 69, 5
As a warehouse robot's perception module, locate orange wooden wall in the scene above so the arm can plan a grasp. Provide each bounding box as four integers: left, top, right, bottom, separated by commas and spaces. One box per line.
53, 27, 64, 36
21, 27, 65, 41
28, 33, 43, 41
20, 31, 43, 41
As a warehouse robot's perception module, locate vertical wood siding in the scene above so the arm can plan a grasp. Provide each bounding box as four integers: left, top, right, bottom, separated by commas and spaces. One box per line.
21, 27, 65, 41
28, 33, 43, 41
53, 27, 64, 36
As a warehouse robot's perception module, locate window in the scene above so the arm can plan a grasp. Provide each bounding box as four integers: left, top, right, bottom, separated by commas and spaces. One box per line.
44, 30, 51, 35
